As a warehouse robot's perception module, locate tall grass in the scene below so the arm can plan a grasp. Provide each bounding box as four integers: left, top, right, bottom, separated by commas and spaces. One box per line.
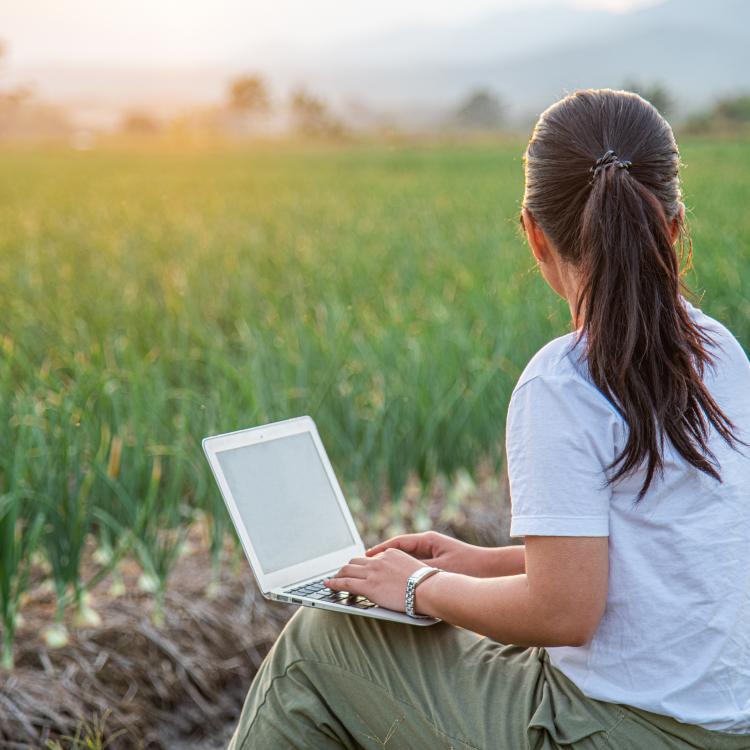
0, 137, 748, 666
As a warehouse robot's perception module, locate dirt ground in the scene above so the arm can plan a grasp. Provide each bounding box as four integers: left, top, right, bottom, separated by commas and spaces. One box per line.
1, 466, 513, 748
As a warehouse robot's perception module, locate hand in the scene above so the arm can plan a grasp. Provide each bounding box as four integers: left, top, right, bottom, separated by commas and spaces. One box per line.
365, 530, 484, 576
324, 548, 425, 612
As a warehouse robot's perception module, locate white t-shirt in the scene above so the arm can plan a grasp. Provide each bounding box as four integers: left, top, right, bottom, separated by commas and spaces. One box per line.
506, 296, 750, 733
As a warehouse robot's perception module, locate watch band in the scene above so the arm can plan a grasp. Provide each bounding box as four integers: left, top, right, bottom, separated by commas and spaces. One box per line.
405, 566, 441, 618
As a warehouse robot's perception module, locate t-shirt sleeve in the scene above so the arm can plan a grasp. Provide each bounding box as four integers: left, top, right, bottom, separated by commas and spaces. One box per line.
506, 374, 619, 537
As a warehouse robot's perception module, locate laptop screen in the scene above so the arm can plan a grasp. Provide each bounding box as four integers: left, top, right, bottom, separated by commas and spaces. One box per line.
215, 431, 356, 574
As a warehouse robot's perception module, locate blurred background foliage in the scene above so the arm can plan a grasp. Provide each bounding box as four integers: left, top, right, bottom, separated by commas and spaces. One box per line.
0, 137, 749, 667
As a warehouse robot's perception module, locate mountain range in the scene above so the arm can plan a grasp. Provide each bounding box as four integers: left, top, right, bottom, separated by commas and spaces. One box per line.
313, 0, 750, 123
7, 0, 750, 129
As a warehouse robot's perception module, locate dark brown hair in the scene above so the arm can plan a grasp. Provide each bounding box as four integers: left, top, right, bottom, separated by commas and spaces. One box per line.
520, 87, 745, 501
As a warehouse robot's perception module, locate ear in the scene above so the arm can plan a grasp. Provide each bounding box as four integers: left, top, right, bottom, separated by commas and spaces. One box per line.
522, 207, 550, 264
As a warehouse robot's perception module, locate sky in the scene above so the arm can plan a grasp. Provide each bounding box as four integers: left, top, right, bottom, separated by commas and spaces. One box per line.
2, 0, 661, 68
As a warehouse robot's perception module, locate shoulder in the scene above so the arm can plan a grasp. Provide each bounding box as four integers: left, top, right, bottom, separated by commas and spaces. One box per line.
513, 330, 585, 392
510, 330, 623, 423
682, 296, 750, 372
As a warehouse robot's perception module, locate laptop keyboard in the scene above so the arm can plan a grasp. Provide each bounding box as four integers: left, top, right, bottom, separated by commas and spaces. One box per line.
284, 578, 377, 609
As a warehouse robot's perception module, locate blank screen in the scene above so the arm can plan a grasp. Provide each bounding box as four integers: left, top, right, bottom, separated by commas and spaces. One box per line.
215, 431, 355, 574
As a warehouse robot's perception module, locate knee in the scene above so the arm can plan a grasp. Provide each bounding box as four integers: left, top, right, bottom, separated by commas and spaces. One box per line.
280, 604, 381, 661
279, 604, 343, 655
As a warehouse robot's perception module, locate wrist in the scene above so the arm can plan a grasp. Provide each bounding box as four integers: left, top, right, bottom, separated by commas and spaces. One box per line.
405, 566, 441, 618
412, 568, 450, 618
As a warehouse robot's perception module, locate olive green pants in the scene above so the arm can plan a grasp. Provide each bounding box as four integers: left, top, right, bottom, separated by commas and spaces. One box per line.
227, 605, 750, 749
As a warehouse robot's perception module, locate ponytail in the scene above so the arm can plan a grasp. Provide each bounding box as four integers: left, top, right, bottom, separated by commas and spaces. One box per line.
521, 88, 746, 501
577, 154, 740, 500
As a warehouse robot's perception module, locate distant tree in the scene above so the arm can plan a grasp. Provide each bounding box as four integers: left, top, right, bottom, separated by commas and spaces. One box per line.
290, 89, 327, 132
677, 108, 710, 133
0, 42, 71, 141
622, 80, 676, 119
681, 94, 750, 135
0, 39, 6, 92
1, 86, 32, 106
289, 88, 345, 138
715, 95, 750, 123
0, 42, 31, 105
121, 110, 160, 135
453, 89, 505, 130
228, 75, 270, 115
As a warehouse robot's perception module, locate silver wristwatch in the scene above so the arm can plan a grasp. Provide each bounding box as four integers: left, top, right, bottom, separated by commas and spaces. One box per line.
405, 566, 441, 618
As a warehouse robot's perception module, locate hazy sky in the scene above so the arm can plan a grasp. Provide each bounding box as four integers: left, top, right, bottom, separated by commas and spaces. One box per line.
3, 0, 662, 68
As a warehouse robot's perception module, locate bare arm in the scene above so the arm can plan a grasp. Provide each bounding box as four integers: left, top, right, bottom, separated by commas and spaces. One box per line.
327, 535, 608, 647
412, 536, 608, 646
365, 531, 526, 578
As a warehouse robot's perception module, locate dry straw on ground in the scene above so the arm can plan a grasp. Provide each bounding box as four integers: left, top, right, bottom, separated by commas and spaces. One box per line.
0, 538, 291, 750
0, 467, 512, 749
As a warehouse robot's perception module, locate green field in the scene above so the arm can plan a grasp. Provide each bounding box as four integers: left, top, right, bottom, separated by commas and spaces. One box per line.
1, 137, 749, 666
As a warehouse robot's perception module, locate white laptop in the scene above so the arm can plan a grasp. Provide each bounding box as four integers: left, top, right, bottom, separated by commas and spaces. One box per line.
202, 415, 439, 626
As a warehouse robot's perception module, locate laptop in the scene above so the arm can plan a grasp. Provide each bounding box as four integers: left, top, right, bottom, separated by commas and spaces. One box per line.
202, 415, 440, 626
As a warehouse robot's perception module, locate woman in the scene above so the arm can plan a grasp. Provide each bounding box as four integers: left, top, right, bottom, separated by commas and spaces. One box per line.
228, 89, 750, 749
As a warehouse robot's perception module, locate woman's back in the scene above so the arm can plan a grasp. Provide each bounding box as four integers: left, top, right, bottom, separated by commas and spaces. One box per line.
231, 88, 750, 750
507, 296, 750, 731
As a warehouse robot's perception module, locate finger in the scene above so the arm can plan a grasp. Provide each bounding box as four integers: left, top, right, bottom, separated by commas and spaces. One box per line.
332, 563, 368, 579
323, 576, 363, 593
346, 557, 370, 566
366, 537, 404, 555
366, 533, 429, 557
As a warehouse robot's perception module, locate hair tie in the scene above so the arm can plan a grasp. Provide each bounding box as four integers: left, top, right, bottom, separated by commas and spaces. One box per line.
589, 149, 632, 183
